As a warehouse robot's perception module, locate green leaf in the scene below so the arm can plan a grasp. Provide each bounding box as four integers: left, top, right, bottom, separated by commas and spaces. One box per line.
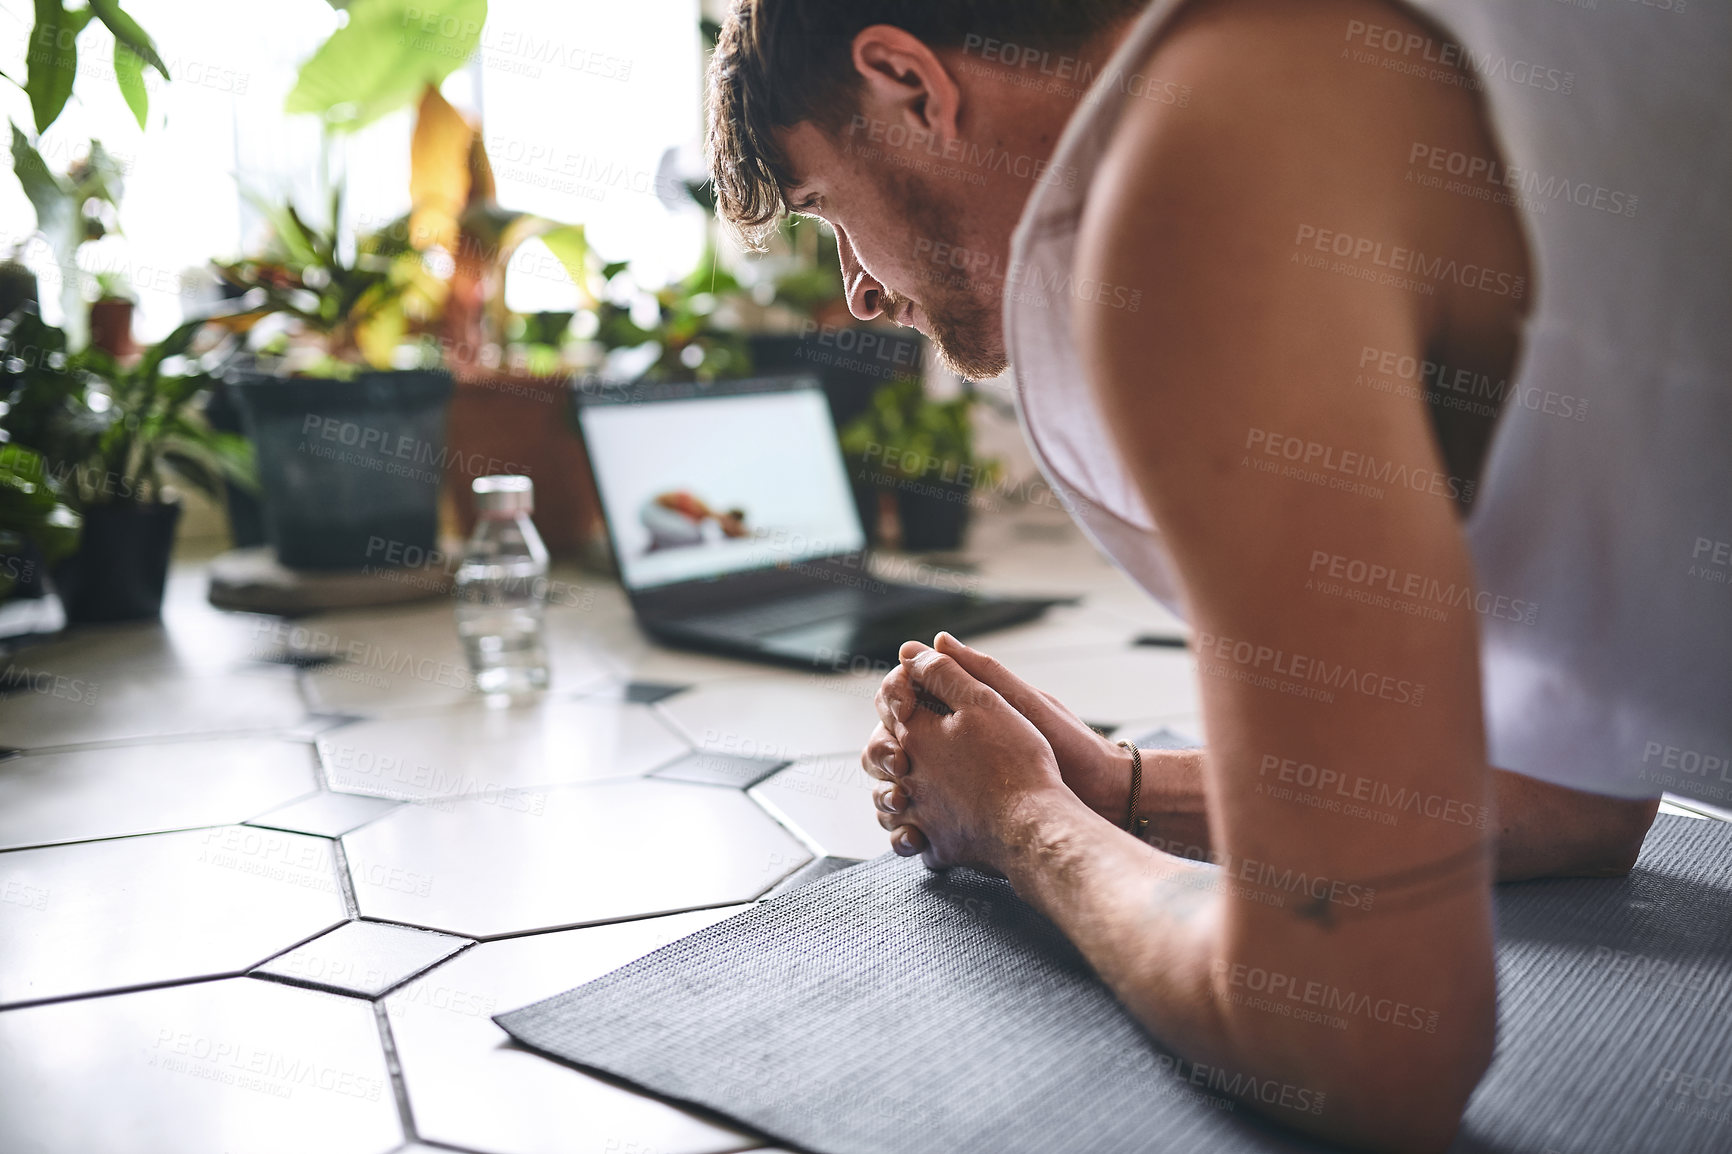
286, 0, 488, 131
9, 122, 70, 233
114, 41, 147, 128
25, 0, 90, 135
538, 224, 588, 293
0, 443, 82, 566
87, 0, 168, 79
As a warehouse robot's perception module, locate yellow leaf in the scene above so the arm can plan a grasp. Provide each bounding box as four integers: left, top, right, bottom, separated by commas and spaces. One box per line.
355, 304, 406, 369
409, 86, 475, 252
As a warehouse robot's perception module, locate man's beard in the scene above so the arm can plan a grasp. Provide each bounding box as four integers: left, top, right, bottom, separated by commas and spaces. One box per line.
877, 173, 1010, 381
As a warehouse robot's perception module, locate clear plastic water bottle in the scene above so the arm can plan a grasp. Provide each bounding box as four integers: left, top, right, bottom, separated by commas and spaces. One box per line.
455, 475, 551, 694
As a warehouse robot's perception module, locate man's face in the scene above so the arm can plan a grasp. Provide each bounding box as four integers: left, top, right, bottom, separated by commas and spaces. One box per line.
777, 121, 1010, 380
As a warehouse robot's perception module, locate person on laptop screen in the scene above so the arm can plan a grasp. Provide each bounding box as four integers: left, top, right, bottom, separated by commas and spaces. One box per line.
705, 0, 1728, 1149
640, 491, 751, 552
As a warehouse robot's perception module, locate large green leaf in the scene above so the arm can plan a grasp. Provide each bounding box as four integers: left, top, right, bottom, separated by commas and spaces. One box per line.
285, 0, 487, 131
87, 0, 168, 79
9, 123, 70, 238
538, 225, 588, 294
0, 444, 82, 570
114, 42, 147, 128
24, 0, 90, 134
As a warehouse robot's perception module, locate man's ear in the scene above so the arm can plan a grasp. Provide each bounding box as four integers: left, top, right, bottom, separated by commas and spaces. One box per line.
850, 24, 963, 142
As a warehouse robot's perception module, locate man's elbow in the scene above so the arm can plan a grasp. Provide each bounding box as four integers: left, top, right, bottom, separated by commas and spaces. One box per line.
1493, 773, 1660, 882
1312, 1012, 1495, 1154
1220, 974, 1496, 1153
1548, 797, 1658, 879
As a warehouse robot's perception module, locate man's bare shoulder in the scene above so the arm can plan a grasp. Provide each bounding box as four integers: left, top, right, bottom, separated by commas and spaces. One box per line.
1094, 0, 1489, 241
1073, 0, 1526, 393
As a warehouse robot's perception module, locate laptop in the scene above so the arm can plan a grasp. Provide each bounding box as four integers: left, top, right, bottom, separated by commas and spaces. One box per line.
574, 375, 1062, 671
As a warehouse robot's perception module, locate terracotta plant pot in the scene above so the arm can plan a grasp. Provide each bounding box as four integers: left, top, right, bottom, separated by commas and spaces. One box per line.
88, 298, 137, 358
441, 366, 602, 557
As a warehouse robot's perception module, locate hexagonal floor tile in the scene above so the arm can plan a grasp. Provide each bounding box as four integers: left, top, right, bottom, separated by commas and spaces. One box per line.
247, 790, 403, 838
342, 780, 810, 938
317, 697, 690, 804
0, 738, 322, 851
0, 827, 347, 1006
657, 677, 880, 762
649, 749, 790, 789
385, 907, 757, 1154
748, 755, 888, 861
254, 921, 471, 997
0, 664, 307, 751
300, 630, 616, 716
0, 977, 401, 1154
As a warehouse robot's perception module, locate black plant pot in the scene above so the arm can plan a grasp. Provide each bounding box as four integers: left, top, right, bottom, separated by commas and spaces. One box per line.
229, 369, 454, 570
202, 377, 267, 549
896, 477, 972, 552
53, 500, 182, 623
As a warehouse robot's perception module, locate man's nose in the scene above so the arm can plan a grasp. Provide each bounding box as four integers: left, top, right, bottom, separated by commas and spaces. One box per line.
837, 232, 885, 321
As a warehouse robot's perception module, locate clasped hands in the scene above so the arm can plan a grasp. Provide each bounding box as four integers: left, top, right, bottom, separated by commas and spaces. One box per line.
861, 632, 1137, 871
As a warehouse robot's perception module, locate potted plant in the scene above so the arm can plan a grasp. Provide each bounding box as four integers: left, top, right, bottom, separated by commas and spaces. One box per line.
8, 128, 126, 354
839, 376, 1000, 552
0, 444, 81, 637
89, 270, 137, 357
213, 188, 456, 570
283, 0, 594, 556
0, 306, 255, 622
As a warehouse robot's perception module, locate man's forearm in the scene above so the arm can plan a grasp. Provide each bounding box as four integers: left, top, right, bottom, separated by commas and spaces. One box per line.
1089, 748, 1657, 882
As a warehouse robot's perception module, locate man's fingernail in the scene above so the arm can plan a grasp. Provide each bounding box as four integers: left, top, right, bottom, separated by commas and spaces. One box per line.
884, 792, 900, 813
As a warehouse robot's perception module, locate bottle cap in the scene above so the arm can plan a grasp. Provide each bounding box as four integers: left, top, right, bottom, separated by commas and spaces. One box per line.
472, 475, 534, 518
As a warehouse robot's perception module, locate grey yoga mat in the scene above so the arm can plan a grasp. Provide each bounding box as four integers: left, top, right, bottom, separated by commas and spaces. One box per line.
497, 814, 1732, 1154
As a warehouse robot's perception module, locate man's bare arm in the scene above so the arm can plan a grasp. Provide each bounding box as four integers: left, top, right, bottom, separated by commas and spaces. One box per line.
1069, 748, 1658, 881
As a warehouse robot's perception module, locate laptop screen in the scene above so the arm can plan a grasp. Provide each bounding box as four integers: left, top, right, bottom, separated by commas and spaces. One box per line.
579, 383, 868, 591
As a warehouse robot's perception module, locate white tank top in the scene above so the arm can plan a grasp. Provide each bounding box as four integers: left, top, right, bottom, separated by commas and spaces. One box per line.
1006, 0, 1732, 803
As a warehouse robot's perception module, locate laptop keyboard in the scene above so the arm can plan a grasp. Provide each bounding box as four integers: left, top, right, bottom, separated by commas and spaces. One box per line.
684, 586, 949, 640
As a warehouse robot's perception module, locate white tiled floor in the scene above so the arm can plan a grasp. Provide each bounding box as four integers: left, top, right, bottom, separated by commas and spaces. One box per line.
0, 504, 1202, 1153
